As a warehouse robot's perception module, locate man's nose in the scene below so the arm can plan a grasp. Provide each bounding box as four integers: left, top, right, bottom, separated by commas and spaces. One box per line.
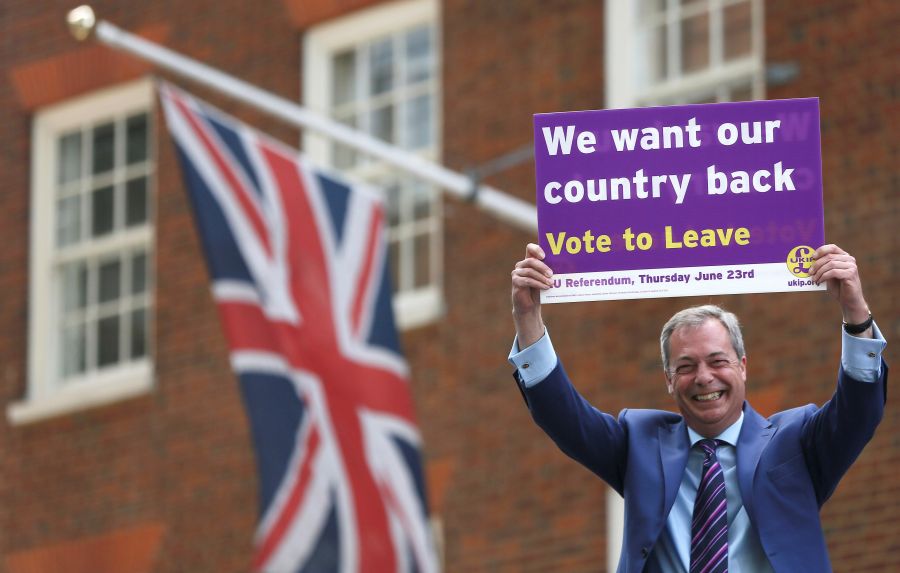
695, 362, 715, 384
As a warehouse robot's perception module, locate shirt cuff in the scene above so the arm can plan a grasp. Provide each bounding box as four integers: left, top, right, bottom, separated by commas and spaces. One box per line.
508, 329, 558, 388
841, 320, 887, 383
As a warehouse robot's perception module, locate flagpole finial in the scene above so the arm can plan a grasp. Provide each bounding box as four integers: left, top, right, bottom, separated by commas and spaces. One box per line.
67, 5, 96, 41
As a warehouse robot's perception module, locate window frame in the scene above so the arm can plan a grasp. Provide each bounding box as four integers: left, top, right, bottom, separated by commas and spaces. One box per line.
605, 0, 765, 108
9, 78, 156, 425
302, 0, 443, 330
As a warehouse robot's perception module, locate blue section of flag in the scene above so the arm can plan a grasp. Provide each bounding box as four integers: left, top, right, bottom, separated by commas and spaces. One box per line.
239, 371, 306, 516
315, 172, 351, 245
173, 145, 254, 284
393, 436, 429, 517
205, 111, 263, 199
367, 257, 403, 355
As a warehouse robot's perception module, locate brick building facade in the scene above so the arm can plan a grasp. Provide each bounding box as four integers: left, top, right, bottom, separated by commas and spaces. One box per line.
1, 1, 897, 572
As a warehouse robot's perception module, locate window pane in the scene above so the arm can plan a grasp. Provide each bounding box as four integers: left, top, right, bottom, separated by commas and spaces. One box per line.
132, 251, 148, 295
92, 185, 114, 236
97, 315, 120, 367
131, 307, 147, 359
680, 0, 706, 6
371, 104, 395, 143
405, 26, 432, 84
681, 13, 709, 73
389, 239, 402, 290
405, 94, 432, 149
61, 322, 86, 377
332, 115, 358, 169
61, 261, 88, 312
333, 50, 357, 106
412, 180, 433, 220
729, 82, 754, 102
92, 122, 115, 174
369, 37, 394, 95
646, 24, 668, 84
56, 195, 82, 247
57, 131, 82, 184
126, 176, 148, 226
98, 258, 121, 303
126, 113, 149, 164
724, 1, 752, 60
384, 183, 402, 227
413, 232, 431, 288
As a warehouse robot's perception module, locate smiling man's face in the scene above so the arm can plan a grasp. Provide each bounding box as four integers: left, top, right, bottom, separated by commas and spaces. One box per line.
665, 318, 747, 438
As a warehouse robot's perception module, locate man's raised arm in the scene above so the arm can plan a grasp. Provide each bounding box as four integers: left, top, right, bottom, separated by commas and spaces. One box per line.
510, 243, 553, 349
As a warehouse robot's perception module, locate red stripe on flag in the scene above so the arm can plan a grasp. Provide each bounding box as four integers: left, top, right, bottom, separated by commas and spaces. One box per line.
258, 142, 338, 347
218, 301, 281, 356
351, 207, 384, 339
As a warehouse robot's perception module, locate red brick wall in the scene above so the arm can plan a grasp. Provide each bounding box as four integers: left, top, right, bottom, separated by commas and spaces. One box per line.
1, 1, 897, 572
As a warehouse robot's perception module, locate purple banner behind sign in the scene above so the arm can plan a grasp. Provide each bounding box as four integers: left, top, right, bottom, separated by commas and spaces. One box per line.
534, 99, 825, 302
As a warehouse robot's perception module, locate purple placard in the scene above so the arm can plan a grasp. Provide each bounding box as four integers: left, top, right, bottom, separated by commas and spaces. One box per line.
534, 98, 825, 303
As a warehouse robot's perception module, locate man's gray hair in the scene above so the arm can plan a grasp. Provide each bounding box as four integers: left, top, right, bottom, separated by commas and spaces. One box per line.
659, 305, 745, 372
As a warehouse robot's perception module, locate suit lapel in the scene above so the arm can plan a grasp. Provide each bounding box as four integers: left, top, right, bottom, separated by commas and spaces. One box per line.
736, 402, 775, 524
658, 420, 690, 516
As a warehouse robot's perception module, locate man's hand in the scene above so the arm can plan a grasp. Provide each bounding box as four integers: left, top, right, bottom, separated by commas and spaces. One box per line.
511, 243, 554, 348
809, 244, 871, 334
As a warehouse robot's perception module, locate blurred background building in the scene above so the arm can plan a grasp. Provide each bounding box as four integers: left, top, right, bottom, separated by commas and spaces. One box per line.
0, 0, 897, 571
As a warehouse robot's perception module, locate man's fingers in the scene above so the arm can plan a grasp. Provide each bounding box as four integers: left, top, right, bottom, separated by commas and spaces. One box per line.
525, 243, 545, 260
813, 243, 847, 259
514, 257, 553, 277
810, 258, 857, 283
512, 267, 554, 288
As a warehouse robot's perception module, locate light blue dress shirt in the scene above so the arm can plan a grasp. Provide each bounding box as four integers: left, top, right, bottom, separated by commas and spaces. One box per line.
509, 323, 887, 572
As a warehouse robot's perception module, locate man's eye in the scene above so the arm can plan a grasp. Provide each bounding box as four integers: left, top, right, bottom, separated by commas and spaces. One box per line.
711, 360, 730, 368
676, 365, 695, 375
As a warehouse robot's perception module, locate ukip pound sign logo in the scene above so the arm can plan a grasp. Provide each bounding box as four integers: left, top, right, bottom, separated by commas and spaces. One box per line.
786, 245, 815, 278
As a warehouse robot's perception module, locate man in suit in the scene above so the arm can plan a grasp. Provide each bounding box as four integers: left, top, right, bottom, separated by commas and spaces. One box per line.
508, 243, 887, 572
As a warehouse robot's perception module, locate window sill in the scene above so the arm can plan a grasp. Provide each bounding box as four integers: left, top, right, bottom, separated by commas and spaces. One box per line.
394, 286, 443, 330
7, 363, 153, 425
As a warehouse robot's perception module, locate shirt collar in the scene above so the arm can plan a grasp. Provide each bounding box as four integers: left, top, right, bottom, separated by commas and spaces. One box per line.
687, 412, 744, 447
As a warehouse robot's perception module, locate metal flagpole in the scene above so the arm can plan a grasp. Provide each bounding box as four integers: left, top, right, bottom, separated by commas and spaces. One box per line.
66, 5, 538, 232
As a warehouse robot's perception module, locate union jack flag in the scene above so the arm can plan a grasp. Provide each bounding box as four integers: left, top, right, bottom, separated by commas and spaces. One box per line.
159, 83, 439, 573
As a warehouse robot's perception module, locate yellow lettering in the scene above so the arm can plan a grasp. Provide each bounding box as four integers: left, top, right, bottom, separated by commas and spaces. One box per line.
665, 226, 682, 249
666, 226, 751, 249
596, 234, 611, 253
683, 229, 698, 248
715, 227, 734, 244
546, 232, 566, 255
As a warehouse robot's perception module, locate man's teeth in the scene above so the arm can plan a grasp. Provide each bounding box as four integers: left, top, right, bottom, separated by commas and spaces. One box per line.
695, 391, 722, 402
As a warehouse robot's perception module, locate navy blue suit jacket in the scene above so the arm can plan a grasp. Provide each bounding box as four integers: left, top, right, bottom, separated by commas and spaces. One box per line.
517, 360, 888, 573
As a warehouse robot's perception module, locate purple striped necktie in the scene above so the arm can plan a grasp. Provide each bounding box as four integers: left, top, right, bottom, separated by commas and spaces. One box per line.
690, 439, 729, 573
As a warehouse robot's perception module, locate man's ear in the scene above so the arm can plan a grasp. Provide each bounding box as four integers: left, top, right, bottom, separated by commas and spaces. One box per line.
665, 374, 674, 394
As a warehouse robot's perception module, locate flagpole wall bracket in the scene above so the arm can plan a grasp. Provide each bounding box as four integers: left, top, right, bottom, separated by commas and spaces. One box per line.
67, 5, 97, 41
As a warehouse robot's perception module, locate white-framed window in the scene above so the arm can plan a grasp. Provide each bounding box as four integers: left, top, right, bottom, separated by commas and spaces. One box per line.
606, 0, 764, 108
303, 0, 442, 330
9, 78, 155, 424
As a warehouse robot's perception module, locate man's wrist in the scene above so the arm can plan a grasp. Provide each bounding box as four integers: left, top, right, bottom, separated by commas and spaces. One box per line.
843, 312, 874, 337
512, 309, 545, 349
